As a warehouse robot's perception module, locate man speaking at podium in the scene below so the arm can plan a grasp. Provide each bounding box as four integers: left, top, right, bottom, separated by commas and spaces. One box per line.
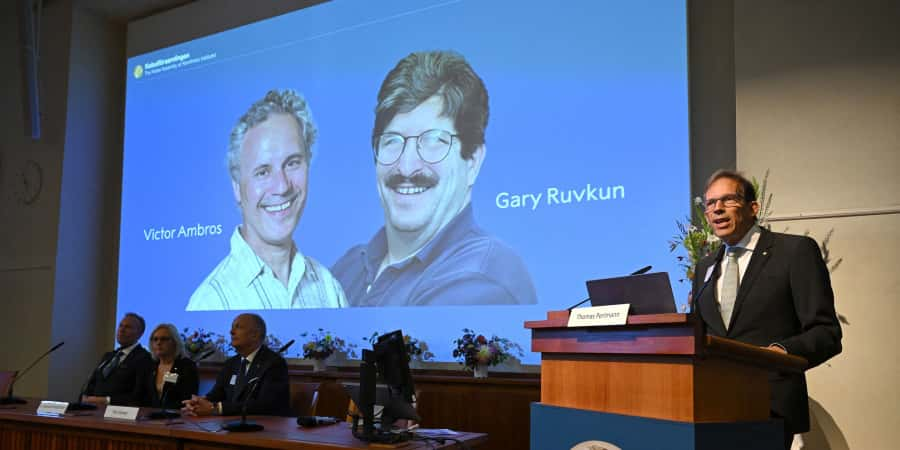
181, 313, 291, 417
693, 170, 842, 449
332, 50, 536, 307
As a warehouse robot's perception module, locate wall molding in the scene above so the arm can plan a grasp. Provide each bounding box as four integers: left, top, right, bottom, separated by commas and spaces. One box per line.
768, 205, 900, 222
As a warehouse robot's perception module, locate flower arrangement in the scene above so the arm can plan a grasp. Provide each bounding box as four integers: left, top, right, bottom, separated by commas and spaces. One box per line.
180, 327, 224, 360
363, 332, 435, 362
300, 328, 356, 360
668, 198, 722, 283
265, 334, 283, 352
452, 329, 523, 371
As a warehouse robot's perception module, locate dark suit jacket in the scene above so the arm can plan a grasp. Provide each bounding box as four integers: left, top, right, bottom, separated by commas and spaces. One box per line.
85, 344, 154, 406
692, 227, 842, 433
205, 346, 292, 416
134, 356, 199, 409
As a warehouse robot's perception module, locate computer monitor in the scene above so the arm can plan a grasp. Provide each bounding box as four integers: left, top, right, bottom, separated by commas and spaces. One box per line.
351, 330, 419, 443
586, 272, 677, 315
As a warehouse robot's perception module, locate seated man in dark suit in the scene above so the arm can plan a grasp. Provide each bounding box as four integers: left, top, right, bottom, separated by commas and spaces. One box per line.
82, 312, 154, 406
181, 313, 291, 416
693, 170, 842, 450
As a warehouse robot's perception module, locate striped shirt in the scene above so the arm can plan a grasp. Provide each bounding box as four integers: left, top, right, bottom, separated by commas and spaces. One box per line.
186, 228, 347, 310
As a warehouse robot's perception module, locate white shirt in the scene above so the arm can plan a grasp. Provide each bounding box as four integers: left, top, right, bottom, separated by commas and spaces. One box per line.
119, 342, 139, 361
242, 346, 261, 372
186, 227, 347, 310
715, 224, 762, 303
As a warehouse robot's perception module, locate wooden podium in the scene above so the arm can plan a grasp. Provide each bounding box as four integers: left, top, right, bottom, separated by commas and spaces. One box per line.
525, 311, 807, 450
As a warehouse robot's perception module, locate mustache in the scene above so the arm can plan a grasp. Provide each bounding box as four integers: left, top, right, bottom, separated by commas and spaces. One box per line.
385, 172, 438, 190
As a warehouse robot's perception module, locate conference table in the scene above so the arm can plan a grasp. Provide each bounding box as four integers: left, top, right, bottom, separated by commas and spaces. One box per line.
0, 399, 486, 449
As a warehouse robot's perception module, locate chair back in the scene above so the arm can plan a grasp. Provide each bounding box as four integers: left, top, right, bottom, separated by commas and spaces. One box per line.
290, 382, 320, 416
0, 371, 16, 397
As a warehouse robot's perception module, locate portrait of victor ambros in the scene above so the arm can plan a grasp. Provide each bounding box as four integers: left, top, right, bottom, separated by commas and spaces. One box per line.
332, 50, 537, 306
187, 89, 347, 311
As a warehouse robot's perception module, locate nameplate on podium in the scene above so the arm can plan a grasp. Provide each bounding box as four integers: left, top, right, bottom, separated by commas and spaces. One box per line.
567, 304, 629, 327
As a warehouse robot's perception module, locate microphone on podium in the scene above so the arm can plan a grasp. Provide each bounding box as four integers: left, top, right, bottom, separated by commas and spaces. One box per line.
1, 341, 65, 405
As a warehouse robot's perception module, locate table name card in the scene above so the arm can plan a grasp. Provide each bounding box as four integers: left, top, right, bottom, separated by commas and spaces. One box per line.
36, 401, 69, 416
567, 304, 630, 327
104, 405, 140, 421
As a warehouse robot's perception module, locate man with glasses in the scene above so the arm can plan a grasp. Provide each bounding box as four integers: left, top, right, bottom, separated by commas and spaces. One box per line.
332, 50, 536, 306
692, 170, 842, 450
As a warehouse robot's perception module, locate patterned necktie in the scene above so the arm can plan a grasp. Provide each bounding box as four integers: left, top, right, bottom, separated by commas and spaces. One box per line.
719, 247, 742, 330
102, 350, 122, 378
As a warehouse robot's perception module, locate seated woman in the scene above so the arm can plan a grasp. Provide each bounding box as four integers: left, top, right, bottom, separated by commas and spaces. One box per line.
135, 323, 199, 410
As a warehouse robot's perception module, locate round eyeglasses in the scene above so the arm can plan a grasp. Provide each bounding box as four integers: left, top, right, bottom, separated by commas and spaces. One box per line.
373, 129, 457, 165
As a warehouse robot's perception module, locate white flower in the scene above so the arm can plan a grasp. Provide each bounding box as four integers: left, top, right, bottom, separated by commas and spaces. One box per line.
693, 196, 703, 205
688, 225, 699, 233
707, 233, 720, 243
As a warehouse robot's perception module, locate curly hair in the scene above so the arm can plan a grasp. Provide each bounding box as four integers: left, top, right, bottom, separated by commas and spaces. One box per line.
227, 89, 317, 181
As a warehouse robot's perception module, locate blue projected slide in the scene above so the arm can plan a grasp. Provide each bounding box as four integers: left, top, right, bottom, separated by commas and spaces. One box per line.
120, 0, 689, 364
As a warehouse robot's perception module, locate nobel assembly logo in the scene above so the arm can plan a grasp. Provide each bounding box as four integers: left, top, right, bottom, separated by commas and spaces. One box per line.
133, 64, 144, 79
571, 441, 622, 450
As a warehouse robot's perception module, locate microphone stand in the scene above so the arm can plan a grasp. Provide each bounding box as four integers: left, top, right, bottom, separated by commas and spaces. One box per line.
67, 377, 98, 411
222, 377, 264, 432
148, 380, 180, 420
1, 341, 64, 405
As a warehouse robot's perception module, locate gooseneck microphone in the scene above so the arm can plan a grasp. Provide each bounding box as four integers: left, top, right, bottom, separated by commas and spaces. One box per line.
565, 296, 592, 312
69, 371, 100, 411
1, 341, 65, 405
194, 349, 216, 362
566, 265, 653, 311
223, 377, 264, 432
630, 265, 653, 276
277, 340, 295, 354
690, 253, 723, 315
148, 371, 180, 420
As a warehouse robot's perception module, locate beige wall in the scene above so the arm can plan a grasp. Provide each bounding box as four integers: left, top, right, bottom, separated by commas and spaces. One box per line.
734, 1, 900, 448
0, 0, 73, 399
0, 1, 122, 400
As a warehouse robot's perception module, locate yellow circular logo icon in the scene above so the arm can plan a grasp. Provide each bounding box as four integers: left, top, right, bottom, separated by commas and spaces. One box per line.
133, 65, 144, 79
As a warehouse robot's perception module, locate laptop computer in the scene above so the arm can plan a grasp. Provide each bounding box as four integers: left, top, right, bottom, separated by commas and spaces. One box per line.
585, 272, 677, 315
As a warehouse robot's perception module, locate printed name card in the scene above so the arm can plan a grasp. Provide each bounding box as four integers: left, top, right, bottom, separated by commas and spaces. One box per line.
36, 401, 69, 416
104, 405, 140, 421
163, 372, 179, 384
567, 304, 630, 327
